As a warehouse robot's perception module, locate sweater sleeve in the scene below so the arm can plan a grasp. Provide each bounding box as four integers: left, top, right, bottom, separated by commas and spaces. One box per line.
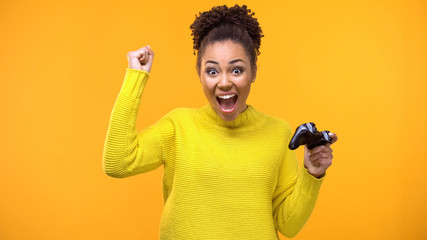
102, 68, 165, 178
272, 133, 324, 238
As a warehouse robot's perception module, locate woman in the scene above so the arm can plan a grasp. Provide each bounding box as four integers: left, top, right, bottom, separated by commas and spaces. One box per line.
103, 4, 337, 239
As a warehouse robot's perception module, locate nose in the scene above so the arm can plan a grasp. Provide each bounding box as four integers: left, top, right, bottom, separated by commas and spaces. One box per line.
217, 73, 232, 91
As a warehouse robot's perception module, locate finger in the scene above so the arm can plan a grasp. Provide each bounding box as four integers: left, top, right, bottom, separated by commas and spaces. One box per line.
146, 45, 155, 70
312, 155, 333, 165
309, 145, 331, 155
304, 145, 309, 154
139, 48, 148, 64
309, 149, 332, 162
329, 132, 338, 144
310, 151, 332, 162
129, 47, 147, 57
146, 45, 155, 56
303, 145, 310, 162
310, 156, 332, 168
127, 50, 144, 70
310, 148, 332, 157
318, 156, 333, 165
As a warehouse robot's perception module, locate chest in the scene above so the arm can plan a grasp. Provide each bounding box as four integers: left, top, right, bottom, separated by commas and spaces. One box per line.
171, 126, 287, 192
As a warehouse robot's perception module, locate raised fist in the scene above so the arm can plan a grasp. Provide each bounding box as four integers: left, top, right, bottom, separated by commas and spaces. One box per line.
127, 45, 155, 73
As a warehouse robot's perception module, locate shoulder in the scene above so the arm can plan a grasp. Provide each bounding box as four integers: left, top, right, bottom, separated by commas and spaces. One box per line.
158, 107, 199, 124
262, 112, 292, 129
150, 107, 198, 134
261, 112, 294, 138
163, 107, 197, 118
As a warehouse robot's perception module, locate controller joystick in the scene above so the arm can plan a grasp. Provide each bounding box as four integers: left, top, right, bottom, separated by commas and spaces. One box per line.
288, 122, 332, 150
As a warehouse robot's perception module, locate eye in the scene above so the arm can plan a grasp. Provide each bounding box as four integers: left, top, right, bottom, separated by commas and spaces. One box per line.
206, 68, 218, 75
232, 68, 243, 74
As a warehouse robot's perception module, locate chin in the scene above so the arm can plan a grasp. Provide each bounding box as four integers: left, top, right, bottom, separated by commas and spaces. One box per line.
219, 112, 239, 121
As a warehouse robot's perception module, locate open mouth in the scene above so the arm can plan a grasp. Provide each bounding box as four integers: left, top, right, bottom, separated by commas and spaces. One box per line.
216, 94, 238, 112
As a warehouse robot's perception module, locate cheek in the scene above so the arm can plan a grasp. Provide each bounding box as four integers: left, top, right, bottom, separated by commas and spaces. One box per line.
242, 85, 251, 99
237, 80, 252, 97
200, 78, 215, 96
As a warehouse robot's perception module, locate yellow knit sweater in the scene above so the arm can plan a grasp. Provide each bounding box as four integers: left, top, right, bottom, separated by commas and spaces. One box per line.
103, 68, 324, 239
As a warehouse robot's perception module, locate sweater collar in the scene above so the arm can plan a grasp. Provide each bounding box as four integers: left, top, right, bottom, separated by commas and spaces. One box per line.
197, 104, 267, 130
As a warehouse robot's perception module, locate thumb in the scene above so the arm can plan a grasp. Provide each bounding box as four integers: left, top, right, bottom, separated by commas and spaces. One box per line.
142, 45, 155, 73
146, 45, 155, 57
303, 145, 310, 165
127, 47, 148, 70
128, 55, 143, 70
328, 132, 338, 144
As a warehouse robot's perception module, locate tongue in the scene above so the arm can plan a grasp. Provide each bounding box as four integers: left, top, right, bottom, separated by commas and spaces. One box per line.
218, 96, 237, 110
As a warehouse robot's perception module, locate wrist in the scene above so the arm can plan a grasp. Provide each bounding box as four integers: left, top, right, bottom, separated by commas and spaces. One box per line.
119, 68, 150, 99
310, 172, 325, 179
304, 164, 326, 179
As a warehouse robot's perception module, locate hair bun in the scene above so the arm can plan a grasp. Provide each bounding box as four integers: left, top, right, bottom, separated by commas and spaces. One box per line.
190, 4, 263, 55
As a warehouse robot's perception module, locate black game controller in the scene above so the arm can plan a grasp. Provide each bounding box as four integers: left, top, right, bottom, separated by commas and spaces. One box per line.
288, 122, 332, 150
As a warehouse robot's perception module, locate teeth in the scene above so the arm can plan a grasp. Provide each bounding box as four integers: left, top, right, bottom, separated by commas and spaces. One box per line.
217, 94, 236, 99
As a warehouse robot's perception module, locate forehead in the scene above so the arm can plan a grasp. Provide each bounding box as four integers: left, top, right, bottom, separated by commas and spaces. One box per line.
202, 40, 248, 63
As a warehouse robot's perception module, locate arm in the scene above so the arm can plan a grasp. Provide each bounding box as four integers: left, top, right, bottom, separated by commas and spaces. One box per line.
272, 127, 338, 237
272, 147, 324, 238
102, 46, 165, 178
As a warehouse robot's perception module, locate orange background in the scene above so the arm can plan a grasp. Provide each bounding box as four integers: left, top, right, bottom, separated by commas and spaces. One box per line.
1, 0, 426, 239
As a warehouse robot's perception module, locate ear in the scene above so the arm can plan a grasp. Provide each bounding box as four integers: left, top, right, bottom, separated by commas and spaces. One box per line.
251, 69, 257, 83
196, 64, 201, 83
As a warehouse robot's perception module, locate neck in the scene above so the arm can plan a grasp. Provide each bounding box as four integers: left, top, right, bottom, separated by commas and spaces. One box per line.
197, 104, 267, 131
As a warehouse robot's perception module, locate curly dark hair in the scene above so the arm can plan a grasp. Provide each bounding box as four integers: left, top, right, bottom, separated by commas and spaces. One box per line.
190, 4, 264, 75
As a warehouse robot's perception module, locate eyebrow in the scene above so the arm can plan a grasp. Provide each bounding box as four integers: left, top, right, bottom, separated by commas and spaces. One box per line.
204, 59, 245, 65
205, 60, 219, 65
229, 59, 245, 64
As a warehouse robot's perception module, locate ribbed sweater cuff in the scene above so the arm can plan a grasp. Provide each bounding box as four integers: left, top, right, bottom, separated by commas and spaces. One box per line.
119, 68, 150, 99
299, 166, 324, 197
